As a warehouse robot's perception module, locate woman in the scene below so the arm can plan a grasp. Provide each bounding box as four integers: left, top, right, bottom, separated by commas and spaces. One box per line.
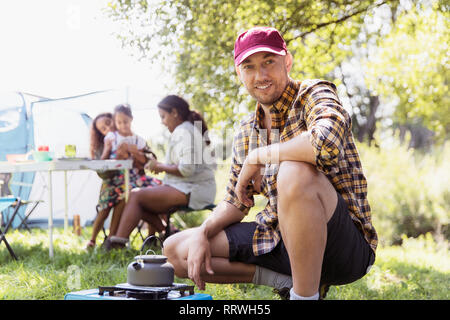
105, 95, 216, 249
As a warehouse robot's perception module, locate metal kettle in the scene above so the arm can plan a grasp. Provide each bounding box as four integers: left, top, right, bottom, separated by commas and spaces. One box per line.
127, 236, 174, 287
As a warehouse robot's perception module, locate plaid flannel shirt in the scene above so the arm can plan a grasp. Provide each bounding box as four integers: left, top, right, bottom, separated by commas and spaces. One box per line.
224, 79, 378, 256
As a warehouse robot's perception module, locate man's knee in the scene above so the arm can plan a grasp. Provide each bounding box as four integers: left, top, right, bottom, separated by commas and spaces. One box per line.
163, 230, 190, 278
277, 161, 337, 222
163, 231, 183, 260
277, 161, 319, 198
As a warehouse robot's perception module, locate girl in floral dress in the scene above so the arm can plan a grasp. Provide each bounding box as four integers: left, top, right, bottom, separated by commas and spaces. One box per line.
87, 106, 160, 248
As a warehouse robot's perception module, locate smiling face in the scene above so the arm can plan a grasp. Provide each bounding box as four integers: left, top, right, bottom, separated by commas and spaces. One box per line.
236, 51, 292, 107
95, 116, 114, 136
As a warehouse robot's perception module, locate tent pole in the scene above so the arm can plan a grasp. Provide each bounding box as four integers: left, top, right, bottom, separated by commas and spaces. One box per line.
64, 171, 68, 231
48, 171, 54, 259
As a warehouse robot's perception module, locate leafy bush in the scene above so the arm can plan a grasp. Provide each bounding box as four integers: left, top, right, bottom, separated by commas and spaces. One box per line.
360, 135, 449, 245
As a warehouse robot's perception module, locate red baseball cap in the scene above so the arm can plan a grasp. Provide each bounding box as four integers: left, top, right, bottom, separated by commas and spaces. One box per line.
234, 27, 287, 66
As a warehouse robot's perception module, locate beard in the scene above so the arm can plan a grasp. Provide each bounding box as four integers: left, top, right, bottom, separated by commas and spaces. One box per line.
251, 91, 281, 106
246, 78, 288, 107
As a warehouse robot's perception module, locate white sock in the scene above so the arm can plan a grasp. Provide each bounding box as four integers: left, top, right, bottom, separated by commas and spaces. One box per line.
290, 288, 319, 300
252, 266, 293, 289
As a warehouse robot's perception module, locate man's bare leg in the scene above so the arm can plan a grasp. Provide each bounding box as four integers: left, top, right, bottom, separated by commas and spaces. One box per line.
164, 228, 255, 284
277, 161, 337, 298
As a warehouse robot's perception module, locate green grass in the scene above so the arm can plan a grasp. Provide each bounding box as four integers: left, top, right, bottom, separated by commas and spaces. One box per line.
0, 227, 448, 300
1, 154, 448, 300
326, 234, 449, 300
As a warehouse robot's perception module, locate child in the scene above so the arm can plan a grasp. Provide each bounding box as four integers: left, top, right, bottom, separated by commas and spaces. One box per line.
88, 104, 160, 248
101, 104, 148, 163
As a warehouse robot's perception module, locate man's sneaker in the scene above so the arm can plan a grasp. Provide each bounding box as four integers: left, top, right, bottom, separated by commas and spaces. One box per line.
273, 287, 291, 300
319, 284, 330, 300
274, 284, 331, 300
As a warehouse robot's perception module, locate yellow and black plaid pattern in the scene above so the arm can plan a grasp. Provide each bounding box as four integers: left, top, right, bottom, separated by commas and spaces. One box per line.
224, 79, 378, 256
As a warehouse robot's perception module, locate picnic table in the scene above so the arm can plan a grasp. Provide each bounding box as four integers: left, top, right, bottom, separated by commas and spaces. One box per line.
0, 159, 132, 258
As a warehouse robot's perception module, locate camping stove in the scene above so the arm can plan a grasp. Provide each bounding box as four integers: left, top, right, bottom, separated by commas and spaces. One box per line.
64, 282, 212, 300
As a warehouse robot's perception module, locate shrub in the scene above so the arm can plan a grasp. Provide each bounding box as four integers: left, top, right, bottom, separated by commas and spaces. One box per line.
360, 136, 449, 245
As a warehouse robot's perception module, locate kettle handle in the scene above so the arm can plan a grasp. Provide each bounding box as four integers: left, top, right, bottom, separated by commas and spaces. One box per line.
140, 235, 164, 255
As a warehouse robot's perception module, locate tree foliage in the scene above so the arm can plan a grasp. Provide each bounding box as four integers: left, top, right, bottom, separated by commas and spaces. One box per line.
365, 1, 449, 142
105, 0, 400, 129
106, 0, 448, 146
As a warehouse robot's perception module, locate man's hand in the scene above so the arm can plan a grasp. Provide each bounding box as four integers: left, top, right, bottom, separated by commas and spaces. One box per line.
235, 150, 264, 207
187, 231, 214, 290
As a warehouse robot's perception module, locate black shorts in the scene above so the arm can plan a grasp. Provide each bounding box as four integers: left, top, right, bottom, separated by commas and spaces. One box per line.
224, 193, 375, 286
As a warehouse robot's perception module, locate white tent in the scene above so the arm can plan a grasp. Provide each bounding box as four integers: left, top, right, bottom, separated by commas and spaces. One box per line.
27, 90, 126, 227
1, 89, 166, 228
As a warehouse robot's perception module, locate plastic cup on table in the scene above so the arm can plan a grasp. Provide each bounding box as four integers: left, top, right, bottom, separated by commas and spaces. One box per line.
65, 145, 77, 158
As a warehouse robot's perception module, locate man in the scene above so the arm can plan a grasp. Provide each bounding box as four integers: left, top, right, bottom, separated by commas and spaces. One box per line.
164, 26, 377, 300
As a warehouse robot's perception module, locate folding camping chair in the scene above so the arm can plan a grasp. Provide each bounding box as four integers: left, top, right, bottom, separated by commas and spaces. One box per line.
0, 197, 43, 232
0, 197, 43, 260
0, 173, 43, 231
0, 197, 21, 260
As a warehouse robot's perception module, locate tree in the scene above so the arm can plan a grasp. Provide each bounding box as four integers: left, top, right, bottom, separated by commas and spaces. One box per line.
105, 0, 400, 131
365, 1, 449, 143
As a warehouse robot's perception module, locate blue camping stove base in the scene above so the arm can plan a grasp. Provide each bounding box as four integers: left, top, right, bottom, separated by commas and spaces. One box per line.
64, 283, 212, 300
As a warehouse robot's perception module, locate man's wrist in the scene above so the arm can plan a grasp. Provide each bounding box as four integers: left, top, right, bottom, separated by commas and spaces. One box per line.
266, 144, 280, 164
249, 145, 280, 165
198, 220, 211, 239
